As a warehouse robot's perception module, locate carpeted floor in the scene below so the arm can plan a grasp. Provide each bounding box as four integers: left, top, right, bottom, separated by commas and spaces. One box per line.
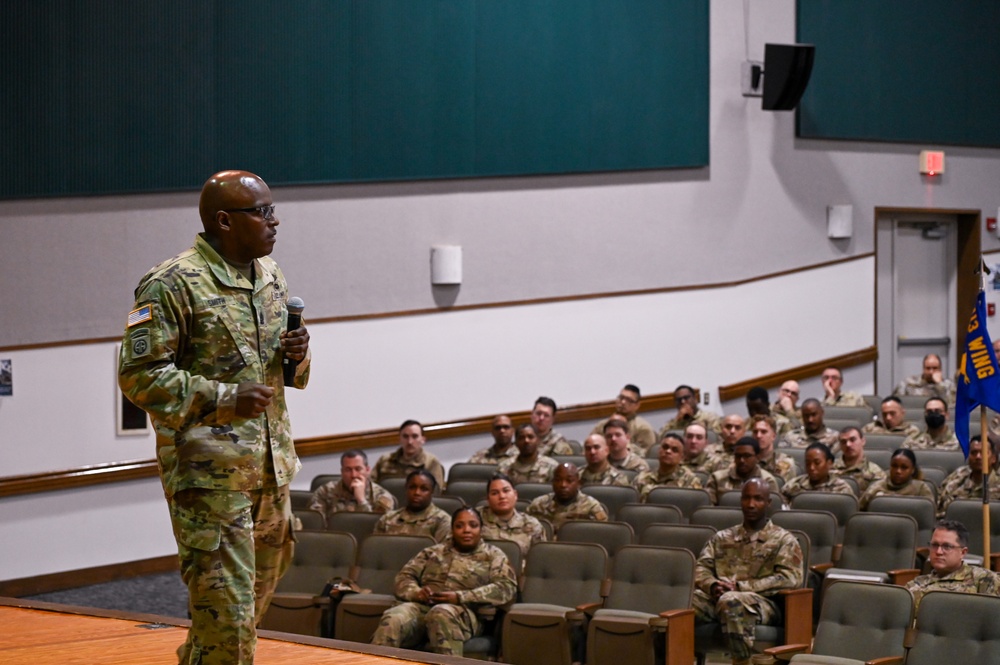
25, 571, 189, 619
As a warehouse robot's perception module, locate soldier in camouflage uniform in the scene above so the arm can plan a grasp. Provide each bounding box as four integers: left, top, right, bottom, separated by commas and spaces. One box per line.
708, 415, 749, 471
681, 423, 722, 475
372, 420, 446, 489
780, 399, 840, 450
893, 353, 957, 406
633, 433, 704, 501
605, 419, 652, 473
527, 463, 609, 530
467, 415, 518, 464
591, 384, 658, 454
832, 427, 885, 494
858, 448, 934, 510
705, 438, 781, 505
903, 398, 959, 450
480, 473, 548, 559
372, 506, 517, 656
118, 171, 311, 665
820, 366, 867, 407
532, 396, 575, 456
580, 433, 632, 486
781, 443, 856, 503
746, 387, 794, 438
862, 396, 921, 439
750, 415, 799, 484
771, 380, 803, 425
375, 470, 452, 542
694, 478, 803, 665
309, 449, 395, 522
906, 520, 1000, 609
497, 423, 560, 484
660, 384, 723, 437
937, 436, 1000, 517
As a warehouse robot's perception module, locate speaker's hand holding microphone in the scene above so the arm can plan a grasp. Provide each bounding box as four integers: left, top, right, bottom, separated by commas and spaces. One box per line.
281, 296, 309, 386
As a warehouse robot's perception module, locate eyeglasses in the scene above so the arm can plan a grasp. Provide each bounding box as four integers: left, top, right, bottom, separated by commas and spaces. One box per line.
224, 205, 275, 221
928, 542, 963, 552
617, 394, 638, 404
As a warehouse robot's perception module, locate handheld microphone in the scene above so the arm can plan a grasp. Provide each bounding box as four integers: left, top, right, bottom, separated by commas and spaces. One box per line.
283, 296, 305, 387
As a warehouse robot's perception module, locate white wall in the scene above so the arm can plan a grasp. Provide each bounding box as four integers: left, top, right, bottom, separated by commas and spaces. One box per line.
2, 0, 999, 579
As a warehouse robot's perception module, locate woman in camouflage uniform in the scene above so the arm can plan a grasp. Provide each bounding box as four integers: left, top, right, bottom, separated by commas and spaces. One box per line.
374, 469, 451, 542
858, 448, 934, 510
479, 473, 548, 560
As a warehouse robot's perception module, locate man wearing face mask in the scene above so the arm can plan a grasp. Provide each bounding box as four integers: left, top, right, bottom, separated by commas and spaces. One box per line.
903, 398, 959, 450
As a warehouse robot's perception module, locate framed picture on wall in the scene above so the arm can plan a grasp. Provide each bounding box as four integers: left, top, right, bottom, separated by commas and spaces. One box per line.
115, 344, 149, 436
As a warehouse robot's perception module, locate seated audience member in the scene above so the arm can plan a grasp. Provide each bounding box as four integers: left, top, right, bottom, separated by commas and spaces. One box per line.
372, 420, 446, 489
746, 386, 793, 437
633, 433, 704, 502
526, 463, 608, 530
771, 380, 802, 424
780, 443, 855, 503
497, 423, 560, 484
706, 414, 748, 472
531, 396, 574, 456
375, 470, 452, 543
705, 437, 780, 505
750, 415, 799, 484
831, 426, 885, 494
371, 506, 517, 656
693, 478, 803, 665
580, 433, 632, 487
905, 519, 1000, 610
605, 418, 651, 473
780, 399, 839, 449
467, 415, 518, 464
682, 423, 722, 475
660, 384, 722, 437
310, 449, 395, 520
903, 398, 959, 450
894, 353, 956, 406
479, 473, 548, 560
820, 366, 866, 407
591, 384, 657, 455
862, 396, 921, 438
858, 448, 934, 511
937, 435, 1000, 517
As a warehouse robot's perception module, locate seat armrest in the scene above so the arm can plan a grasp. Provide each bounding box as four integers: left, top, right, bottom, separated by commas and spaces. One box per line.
656, 608, 695, 665
887, 568, 920, 586
576, 601, 602, 618
831, 543, 843, 562
763, 643, 811, 662
600, 578, 612, 598
865, 657, 905, 665
777, 587, 813, 646
810, 562, 834, 574
990, 552, 1000, 572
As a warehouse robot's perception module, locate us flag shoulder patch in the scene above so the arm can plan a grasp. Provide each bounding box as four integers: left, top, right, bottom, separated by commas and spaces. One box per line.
127, 305, 153, 328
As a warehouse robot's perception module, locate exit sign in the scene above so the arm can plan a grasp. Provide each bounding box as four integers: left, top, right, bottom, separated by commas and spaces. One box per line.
919, 150, 945, 176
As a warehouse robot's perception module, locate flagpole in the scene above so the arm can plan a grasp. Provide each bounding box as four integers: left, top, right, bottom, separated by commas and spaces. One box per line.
979, 258, 991, 567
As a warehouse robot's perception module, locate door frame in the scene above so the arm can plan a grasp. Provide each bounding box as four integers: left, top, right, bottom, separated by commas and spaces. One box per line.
873, 206, 981, 395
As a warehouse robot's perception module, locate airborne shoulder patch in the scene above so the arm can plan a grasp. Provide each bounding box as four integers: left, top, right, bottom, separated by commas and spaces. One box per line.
127, 304, 153, 328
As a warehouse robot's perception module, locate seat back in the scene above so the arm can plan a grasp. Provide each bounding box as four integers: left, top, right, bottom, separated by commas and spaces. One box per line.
837, 512, 917, 572
826, 417, 863, 433
914, 449, 965, 475
512, 482, 552, 503
556, 520, 634, 558
639, 523, 716, 558
919, 466, 947, 491
943, 499, 1000, 558
581, 484, 639, 520
520, 541, 608, 607
865, 448, 893, 469
310, 473, 341, 491
603, 545, 694, 613
616, 503, 683, 539
444, 479, 488, 507
432, 495, 465, 514
353, 534, 435, 593
447, 462, 499, 484
895, 395, 930, 412
645, 487, 712, 519
290, 488, 314, 511
823, 405, 873, 426
790, 492, 858, 535
862, 394, 882, 414
770, 509, 838, 567
810, 581, 913, 661
866, 495, 936, 548
294, 508, 325, 531
324, 511, 382, 545
907, 590, 1000, 665
864, 434, 907, 451
276, 530, 357, 593
378, 476, 409, 505
689, 506, 742, 531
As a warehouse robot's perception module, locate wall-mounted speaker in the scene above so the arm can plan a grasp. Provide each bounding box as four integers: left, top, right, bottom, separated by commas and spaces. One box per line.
763, 43, 815, 111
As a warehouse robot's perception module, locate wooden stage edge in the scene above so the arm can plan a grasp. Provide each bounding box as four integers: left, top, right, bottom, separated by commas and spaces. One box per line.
0, 596, 484, 665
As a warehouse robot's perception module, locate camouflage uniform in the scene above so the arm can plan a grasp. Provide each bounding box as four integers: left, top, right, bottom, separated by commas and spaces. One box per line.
903, 426, 960, 451
936, 466, 1000, 517
375, 504, 452, 543
526, 492, 609, 530
905, 563, 1000, 609
538, 429, 575, 456
706, 467, 781, 505
371, 540, 517, 656
780, 474, 855, 504
693, 520, 803, 662
894, 375, 957, 406
758, 450, 799, 484
832, 455, 885, 494
779, 426, 839, 450
660, 408, 723, 437
479, 506, 548, 559
684, 449, 722, 476
633, 465, 703, 502
467, 443, 519, 465
372, 448, 446, 490
497, 454, 560, 484
118, 234, 310, 665
770, 402, 802, 426
858, 477, 935, 511
823, 391, 867, 407
592, 414, 658, 455
704, 452, 734, 476
580, 464, 632, 487
610, 451, 651, 473
308, 479, 395, 520
862, 420, 921, 439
